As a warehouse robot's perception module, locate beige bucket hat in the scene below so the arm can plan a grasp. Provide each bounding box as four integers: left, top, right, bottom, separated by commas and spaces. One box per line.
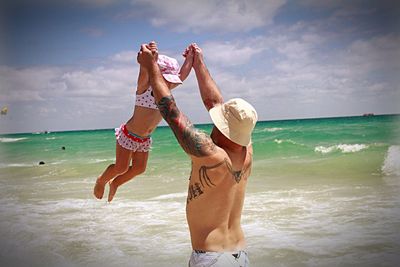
209, 98, 258, 146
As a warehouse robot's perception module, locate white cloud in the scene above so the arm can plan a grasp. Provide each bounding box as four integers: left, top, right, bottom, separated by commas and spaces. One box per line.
0, 54, 140, 132
2, 1, 400, 133
202, 41, 264, 66
110, 50, 137, 63
340, 34, 400, 76
194, 29, 400, 120
0, 64, 137, 102
0, 66, 63, 102
130, 0, 286, 32
61, 65, 136, 97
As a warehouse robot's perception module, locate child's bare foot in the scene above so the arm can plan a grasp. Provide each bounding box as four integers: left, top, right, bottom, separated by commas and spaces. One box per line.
93, 177, 106, 199
108, 180, 118, 202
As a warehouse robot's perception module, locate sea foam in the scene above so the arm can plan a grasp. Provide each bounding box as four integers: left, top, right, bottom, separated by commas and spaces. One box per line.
0, 163, 34, 168
149, 192, 187, 201
382, 145, 400, 176
263, 127, 284, 132
0, 137, 28, 143
274, 139, 298, 145
315, 144, 368, 154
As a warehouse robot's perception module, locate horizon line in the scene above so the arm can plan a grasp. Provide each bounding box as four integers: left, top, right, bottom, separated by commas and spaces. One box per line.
1, 113, 399, 135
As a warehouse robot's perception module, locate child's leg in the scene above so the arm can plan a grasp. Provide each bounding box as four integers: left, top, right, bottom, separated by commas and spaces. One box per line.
108, 151, 149, 202
93, 143, 132, 199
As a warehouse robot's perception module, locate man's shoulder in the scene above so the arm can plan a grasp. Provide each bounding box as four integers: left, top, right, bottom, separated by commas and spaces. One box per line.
213, 145, 230, 158
191, 144, 227, 162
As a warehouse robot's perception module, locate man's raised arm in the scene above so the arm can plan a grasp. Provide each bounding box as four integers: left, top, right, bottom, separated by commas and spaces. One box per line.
137, 44, 216, 158
191, 43, 224, 111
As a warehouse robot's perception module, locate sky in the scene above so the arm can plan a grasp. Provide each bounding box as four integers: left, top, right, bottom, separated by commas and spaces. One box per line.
0, 0, 399, 134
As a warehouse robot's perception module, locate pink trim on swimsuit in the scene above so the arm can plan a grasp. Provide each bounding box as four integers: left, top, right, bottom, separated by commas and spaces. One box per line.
115, 124, 152, 152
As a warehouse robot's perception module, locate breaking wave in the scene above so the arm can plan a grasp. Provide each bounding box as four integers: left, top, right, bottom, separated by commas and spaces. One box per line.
0, 137, 28, 143
315, 144, 369, 154
382, 145, 400, 176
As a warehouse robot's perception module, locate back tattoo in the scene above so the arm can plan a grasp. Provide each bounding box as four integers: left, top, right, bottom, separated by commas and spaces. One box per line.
187, 158, 252, 203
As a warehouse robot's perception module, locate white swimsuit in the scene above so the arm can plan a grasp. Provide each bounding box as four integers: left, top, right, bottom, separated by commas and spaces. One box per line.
135, 87, 158, 110
115, 124, 152, 152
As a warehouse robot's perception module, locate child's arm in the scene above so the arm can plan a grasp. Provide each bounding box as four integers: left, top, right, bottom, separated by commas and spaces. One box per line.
136, 65, 150, 92
178, 45, 194, 82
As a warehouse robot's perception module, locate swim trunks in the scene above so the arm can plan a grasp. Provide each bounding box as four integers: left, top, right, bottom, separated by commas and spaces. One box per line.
115, 124, 152, 152
189, 250, 249, 267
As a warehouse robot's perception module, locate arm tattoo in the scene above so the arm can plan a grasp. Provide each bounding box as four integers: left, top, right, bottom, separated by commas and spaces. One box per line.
157, 95, 216, 157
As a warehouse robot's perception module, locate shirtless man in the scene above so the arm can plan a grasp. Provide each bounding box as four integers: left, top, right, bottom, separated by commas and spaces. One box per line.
137, 43, 257, 267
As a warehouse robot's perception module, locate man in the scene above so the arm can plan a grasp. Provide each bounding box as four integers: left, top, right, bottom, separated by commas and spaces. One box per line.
137, 43, 257, 267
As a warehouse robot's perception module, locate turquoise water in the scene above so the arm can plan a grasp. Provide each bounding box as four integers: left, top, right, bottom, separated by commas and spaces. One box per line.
0, 115, 399, 266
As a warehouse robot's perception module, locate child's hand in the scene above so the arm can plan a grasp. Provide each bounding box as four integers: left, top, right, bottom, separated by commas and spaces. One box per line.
148, 41, 158, 55
182, 44, 195, 60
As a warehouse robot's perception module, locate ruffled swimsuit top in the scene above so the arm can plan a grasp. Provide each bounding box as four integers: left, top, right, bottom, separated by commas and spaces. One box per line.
135, 87, 158, 110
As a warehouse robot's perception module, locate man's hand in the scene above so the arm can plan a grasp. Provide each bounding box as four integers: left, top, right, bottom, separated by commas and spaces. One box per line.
137, 44, 158, 70
182, 43, 194, 58
192, 43, 204, 68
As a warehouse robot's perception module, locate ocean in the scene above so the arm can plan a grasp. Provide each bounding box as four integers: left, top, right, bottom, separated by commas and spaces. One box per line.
0, 115, 399, 267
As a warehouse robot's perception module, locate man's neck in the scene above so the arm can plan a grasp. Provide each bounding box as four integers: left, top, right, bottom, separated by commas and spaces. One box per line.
222, 142, 245, 154
211, 127, 245, 153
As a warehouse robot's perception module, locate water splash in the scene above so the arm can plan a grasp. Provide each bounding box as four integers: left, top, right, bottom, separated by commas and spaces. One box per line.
382, 145, 400, 176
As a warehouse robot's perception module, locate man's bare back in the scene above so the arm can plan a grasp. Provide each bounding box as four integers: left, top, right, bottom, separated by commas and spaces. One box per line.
187, 141, 253, 251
